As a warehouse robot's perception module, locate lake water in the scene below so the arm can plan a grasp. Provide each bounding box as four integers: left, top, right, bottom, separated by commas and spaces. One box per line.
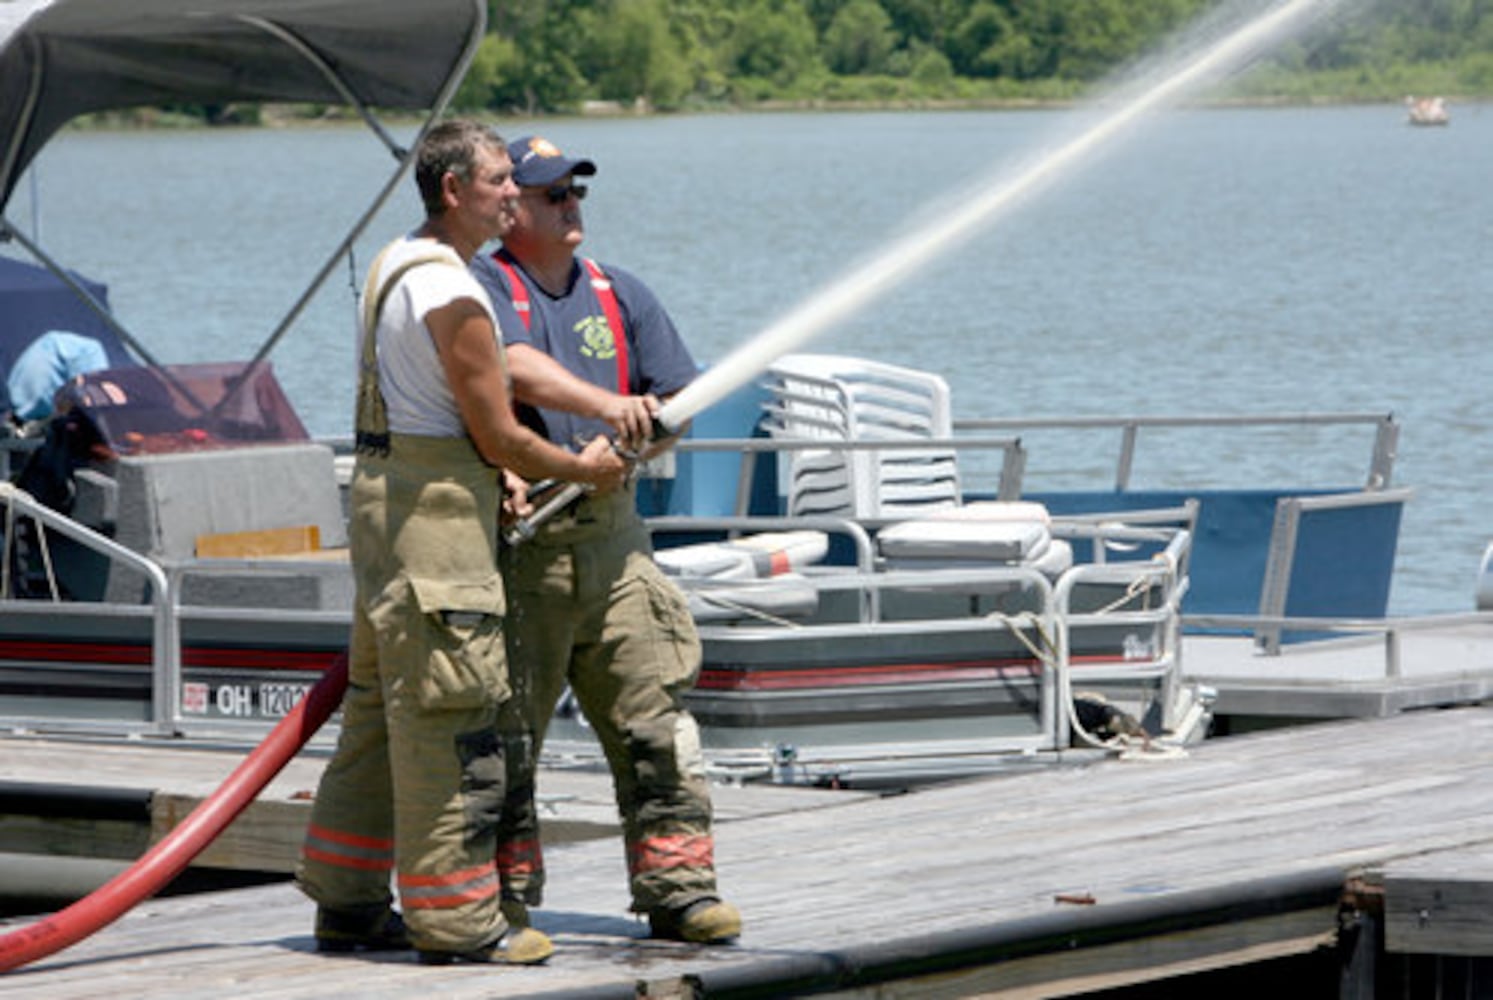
5, 104, 1490, 614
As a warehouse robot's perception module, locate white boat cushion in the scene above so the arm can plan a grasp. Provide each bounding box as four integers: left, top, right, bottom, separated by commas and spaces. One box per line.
655, 530, 829, 581
880, 539, 1073, 578
679, 573, 821, 623
877, 502, 1053, 563
919, 500, 1050, 524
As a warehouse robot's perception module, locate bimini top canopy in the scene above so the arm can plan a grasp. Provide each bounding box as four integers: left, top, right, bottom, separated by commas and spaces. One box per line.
0, 0, 486, 210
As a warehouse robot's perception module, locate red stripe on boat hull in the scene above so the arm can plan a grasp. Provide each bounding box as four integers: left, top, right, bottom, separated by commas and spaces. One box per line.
698, 653, 1142, 692
0, 639, 340, 673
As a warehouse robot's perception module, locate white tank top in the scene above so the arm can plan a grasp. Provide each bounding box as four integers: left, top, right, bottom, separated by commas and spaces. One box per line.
364, 235, 499, 437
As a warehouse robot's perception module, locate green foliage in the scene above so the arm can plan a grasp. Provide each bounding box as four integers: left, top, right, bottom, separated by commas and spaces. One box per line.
824, 0, 898, 75
462, 1, 589, 114
947, 3, 1030, 80
173, 0, 1493, 122
725, 0, 824, 87
574, 0, 693, 109
904, 40, 955, 87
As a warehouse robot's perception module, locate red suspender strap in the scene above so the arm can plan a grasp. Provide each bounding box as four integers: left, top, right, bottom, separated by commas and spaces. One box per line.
492, 254, 630, 396
491, 254, 531, 330
583, 258, 630, 396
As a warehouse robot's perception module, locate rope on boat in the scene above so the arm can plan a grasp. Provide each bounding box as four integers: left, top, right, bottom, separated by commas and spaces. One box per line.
0, 655, 349, 973
986, 566, 1190, 763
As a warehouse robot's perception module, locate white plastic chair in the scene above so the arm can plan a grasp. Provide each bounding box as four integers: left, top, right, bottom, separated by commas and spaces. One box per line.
761, 354, 1072, 580
762, 354, 960, 519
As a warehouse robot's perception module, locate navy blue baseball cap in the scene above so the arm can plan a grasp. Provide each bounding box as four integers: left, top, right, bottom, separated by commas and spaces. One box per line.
509, 135, 596, 186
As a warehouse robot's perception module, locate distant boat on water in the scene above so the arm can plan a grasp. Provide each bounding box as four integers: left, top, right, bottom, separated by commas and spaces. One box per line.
1406, 95, 1449, 126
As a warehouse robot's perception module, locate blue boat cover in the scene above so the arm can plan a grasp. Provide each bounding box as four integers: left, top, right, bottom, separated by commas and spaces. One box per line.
0, 255, 133, 418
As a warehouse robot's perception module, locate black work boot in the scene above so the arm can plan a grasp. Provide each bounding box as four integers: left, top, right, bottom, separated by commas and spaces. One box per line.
648, 897, 742, 944
314, 903, 411, 953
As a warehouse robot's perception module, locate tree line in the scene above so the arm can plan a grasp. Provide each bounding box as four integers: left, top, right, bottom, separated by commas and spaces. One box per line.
453, 0, 1493, 114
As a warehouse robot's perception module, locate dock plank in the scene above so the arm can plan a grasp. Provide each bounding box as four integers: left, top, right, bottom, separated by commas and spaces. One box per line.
7, 707, 1493, 996
1381, 844, 1493, 957
0, 736, 861, 876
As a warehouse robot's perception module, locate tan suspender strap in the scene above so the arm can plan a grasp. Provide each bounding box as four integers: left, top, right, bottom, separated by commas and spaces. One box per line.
354, 243, 464, 456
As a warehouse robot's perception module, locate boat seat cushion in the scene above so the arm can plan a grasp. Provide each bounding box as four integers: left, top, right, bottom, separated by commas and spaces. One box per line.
678, 573, 821, 623
654, 530, 829, 581
877, 501, 1052, 563
654, 531, 828, 622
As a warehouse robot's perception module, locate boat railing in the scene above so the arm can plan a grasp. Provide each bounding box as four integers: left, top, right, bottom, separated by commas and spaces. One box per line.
0, 476, 351, 740
942, 415, 1406, 633
1053, 522, 1192, 600
0, 481, 180, 737
643, 411, 1394, 517
1051, 526, 1192, 744
664, 517, 1195, 773
1184, 610, 1493, 676
953, 412, 1398, 492
649, 508, 1192, 618
1048, 498, 1199, 565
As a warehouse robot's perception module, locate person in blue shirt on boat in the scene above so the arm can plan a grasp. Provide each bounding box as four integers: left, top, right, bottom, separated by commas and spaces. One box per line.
471, 135, 742, 945
295, 120, 627, 967
5, 329, 109, 428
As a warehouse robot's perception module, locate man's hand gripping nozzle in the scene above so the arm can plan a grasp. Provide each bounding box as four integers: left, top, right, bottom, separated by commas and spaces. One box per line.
502, 416, 673, 547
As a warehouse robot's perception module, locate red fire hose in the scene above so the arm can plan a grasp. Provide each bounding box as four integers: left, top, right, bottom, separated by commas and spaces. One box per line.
0, 654, 348, 973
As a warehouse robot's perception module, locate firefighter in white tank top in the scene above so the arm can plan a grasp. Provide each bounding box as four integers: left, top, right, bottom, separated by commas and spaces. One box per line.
295, 121, 626, 967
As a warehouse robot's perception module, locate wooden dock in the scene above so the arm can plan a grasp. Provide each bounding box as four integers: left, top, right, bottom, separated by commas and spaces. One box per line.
6, 705, 1493, 996
0, 735, 860, 895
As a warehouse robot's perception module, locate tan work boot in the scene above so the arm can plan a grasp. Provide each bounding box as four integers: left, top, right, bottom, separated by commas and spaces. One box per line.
417, 926, 554, 965
649, 897, 742, 944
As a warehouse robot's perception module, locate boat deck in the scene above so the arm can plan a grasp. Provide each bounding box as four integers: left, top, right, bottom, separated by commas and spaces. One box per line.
1184, 619, 1493, 727
7, 704, 1493, 997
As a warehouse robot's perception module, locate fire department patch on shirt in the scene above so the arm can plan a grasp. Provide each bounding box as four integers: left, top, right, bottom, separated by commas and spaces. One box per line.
577, 315, 617, 360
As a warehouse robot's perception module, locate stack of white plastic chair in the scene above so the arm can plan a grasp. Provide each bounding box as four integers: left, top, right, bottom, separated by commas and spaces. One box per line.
762, 353, 960, 519
762, 353, 1070, 581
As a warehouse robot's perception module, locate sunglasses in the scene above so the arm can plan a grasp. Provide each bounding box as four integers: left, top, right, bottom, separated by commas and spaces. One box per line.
543, 183, 587, 204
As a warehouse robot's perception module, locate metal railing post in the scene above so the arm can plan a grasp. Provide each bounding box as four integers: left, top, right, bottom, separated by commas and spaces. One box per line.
1368, 416, 1398, 490
0, 483, 178, 735
1116, 423, 1138, 492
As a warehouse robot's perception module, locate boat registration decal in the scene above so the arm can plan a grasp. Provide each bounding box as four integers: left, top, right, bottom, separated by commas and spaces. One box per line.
260, 682, 313, 717
176, 680, 314, 718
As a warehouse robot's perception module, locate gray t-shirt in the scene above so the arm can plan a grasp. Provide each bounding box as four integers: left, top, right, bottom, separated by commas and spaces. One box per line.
472, 251, 696, 447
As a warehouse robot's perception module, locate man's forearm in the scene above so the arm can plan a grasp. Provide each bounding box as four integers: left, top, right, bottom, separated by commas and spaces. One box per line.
507, 343, 614, 419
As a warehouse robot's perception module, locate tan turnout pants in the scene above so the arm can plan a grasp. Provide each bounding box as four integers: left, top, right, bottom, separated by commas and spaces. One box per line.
298, 434, 514, 953
496, 488, 721, 915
